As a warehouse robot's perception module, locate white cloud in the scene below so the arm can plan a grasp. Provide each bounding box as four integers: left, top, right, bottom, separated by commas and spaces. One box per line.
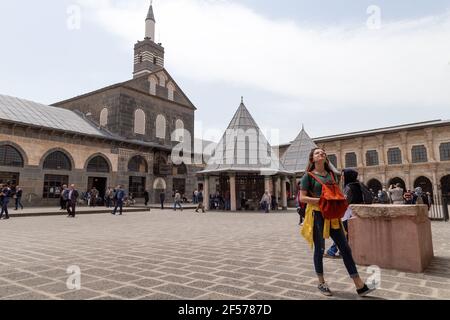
76, 0, 450, 111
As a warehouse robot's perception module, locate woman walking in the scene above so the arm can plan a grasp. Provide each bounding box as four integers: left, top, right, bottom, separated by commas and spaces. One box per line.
299, 148, 375, 297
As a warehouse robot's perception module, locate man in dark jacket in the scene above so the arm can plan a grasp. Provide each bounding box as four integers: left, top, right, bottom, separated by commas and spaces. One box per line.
144, 190, 150, 206
0, 183, 12, 220
160, 191, 165, 210
112, 185, 125, 215
195, 190, 206, 213
66, 184, 80, 218
14, 185, 24, 210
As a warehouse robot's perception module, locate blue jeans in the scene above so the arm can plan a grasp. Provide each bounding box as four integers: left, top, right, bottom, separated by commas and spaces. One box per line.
113, 200, 123, 215
313, 212, 359, 278
173, 201, 182, 210
15, 197, 23, 210
327, 220, 349, 256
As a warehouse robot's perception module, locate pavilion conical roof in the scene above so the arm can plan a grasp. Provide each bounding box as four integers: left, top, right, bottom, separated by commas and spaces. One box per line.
281, 127, 318, 174
200, 100, 291, 176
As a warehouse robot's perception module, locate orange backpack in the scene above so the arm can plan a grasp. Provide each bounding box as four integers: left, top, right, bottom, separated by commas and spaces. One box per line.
307, 172, 349, 220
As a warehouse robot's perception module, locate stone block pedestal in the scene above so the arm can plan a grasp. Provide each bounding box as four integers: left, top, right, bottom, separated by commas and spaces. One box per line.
348, 205, 434, 273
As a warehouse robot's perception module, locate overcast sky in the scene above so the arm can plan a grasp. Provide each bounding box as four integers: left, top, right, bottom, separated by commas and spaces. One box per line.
1, 0, 449, 144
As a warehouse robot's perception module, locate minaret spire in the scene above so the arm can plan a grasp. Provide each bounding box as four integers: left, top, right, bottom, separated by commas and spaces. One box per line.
145, 1, 156, 40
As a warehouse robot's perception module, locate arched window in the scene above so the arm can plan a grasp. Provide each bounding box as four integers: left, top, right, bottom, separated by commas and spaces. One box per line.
99, 108, 108, 127
440, 142, 450, 161
366, 150, 379, 166
87, 156, 110, 173
156, 114, 166, 139
175, 119, 184, 142
0, 145, 24, 167
43, 151, 72, 171
387, 148, 402, 165
167, 82, 175, 101
328, 154, 338, 168
128, 156, 148, 173
149, 76, 158, 95
411, 145, 428, 163
157, 73, 167, 87
134, 109, 146, 135
345, 152, 357, 168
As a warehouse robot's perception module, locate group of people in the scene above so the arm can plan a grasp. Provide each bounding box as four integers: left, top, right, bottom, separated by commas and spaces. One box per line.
58, 184, 128, 217
0, 182, 24, 220
387, 184, 431, 208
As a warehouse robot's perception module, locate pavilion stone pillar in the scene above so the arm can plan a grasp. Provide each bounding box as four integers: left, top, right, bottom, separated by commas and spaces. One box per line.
230, 174, 237, 212
275, 176, 281, 208
264, 176, 271, 193
203, 176, 209, 211
281, 177, 288, 210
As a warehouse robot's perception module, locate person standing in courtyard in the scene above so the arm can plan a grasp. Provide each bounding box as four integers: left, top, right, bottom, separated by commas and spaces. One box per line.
60, 184, 68, 210
325, 169, 365, 258
0, 183, 11, 220
66, 184, 79, 218
260, 191, 271, 213
195, 189, 206, 213
144, 189, 149, 206
14, 185, 24, 210
300, 148, 376, 297
388, 184, 404, 205
112, 185, 125, 215
90, 187, 99, 207
105, 187, 113, 208
173, 190, 183, 211
404, 189, 414, 204
160, 191, 165, 210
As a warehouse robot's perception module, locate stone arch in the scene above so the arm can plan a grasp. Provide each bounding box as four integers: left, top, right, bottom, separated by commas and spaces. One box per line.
128, 155, 148, 173
175, 119, 185, 142
388, 177, 406, 191
40, 148, 75, 171
153, 177, 167, 190
149, 75, 158, 95
414, 176, 433, 196
156, 114, 166, 139
0, 141, 28, 167
157, 72, 167, 87
134, 109, 146, 135
99, 108, 108, 127
441, 175, 450, 197
167, 82, 175, 101
173, 163, 187, 176
85, 153, 112, 173
367, 178, 383, 194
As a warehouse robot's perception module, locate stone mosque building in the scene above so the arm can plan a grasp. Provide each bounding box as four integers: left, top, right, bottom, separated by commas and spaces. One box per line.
0, 4, 206, 206
0, 3, 449, 210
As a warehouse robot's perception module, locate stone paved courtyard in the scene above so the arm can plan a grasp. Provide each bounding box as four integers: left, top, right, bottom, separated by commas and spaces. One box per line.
0, 210, 449, 300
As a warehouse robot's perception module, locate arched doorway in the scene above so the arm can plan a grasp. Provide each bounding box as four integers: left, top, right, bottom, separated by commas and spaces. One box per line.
367, 179, 383, 194
388, 177, 406, 191
153, 178, 167, 204
0, 144, 24, 186
128, 156, 148, 198
86, 155, 111, 204
414, 176, 433, 197
441, 175, 450, 198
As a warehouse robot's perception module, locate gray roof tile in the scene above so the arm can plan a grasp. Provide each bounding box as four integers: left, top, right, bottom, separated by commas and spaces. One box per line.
0, 94, 109, 137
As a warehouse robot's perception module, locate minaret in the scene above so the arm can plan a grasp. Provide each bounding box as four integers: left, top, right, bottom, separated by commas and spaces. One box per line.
145, 1, 156, 40
133, 1, 165, 78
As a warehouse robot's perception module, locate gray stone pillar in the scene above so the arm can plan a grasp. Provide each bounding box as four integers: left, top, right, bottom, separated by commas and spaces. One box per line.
203, 176, 209, 211
230, 174, 237, 212
275, 176, 281, 209
281, 177, 288, 210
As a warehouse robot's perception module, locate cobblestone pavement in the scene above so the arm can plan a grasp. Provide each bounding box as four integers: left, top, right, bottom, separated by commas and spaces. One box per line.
0, 210, 449, 300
